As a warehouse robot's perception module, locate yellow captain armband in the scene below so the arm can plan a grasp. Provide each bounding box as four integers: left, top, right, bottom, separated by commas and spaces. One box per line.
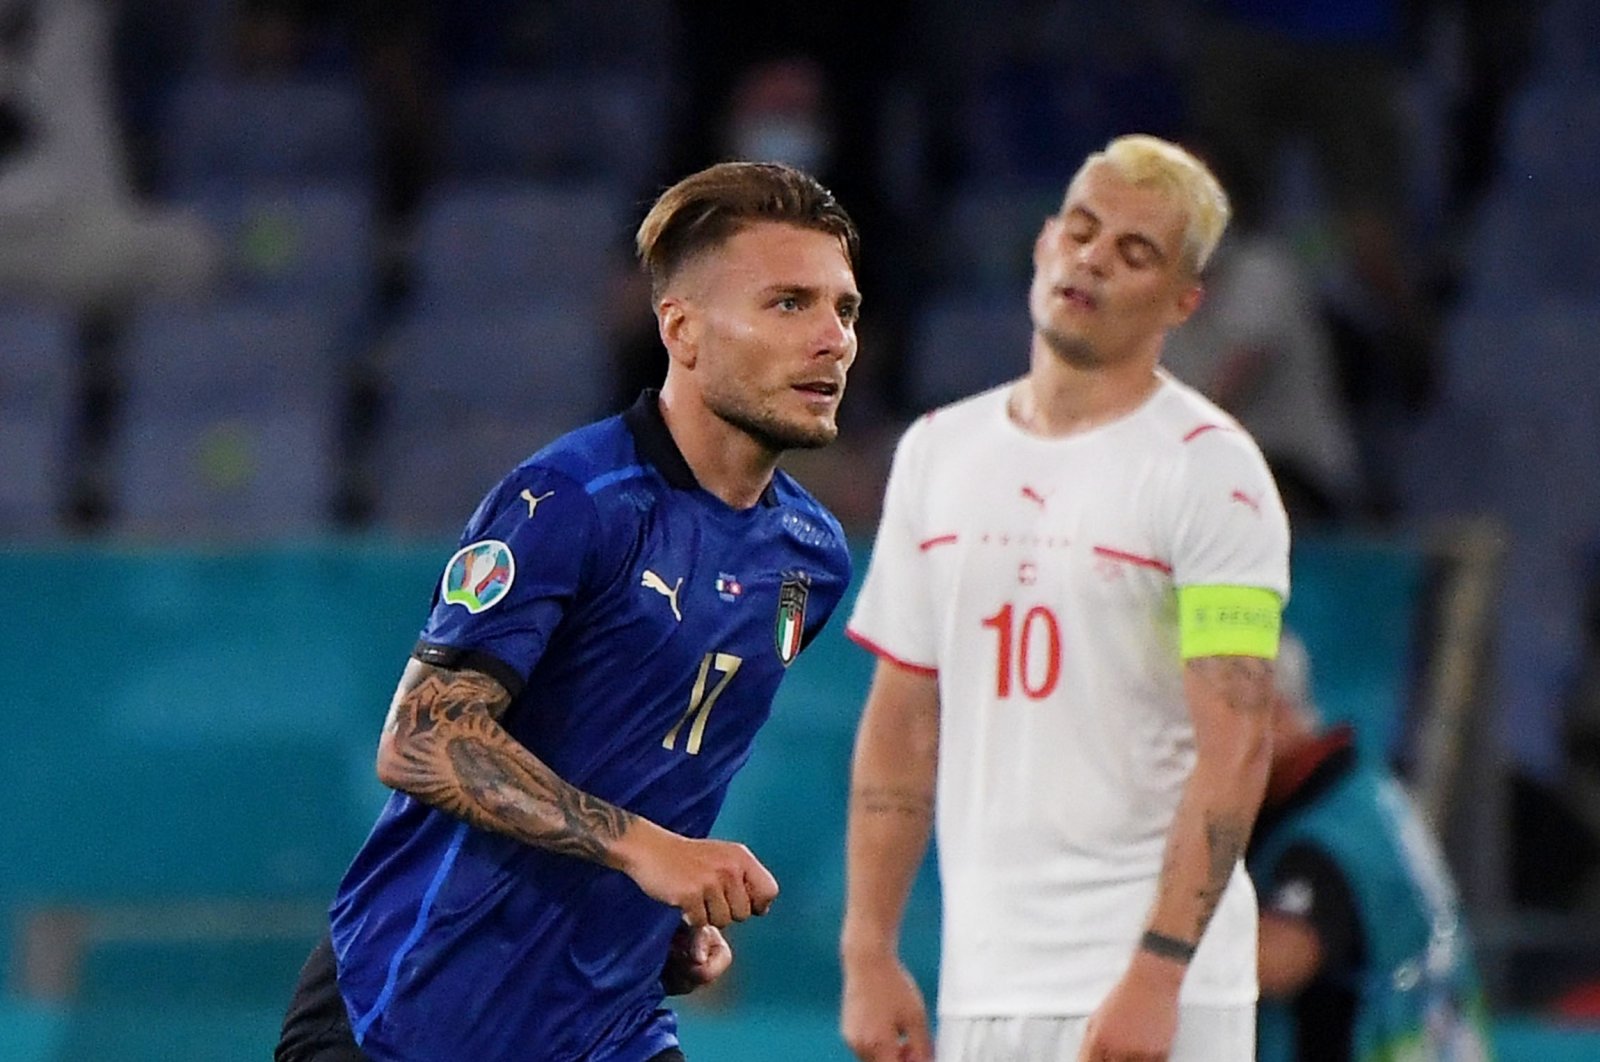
1177, 585, 1283, 659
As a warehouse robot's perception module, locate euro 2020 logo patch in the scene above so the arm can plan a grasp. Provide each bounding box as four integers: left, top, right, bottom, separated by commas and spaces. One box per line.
442, 539, 516, 614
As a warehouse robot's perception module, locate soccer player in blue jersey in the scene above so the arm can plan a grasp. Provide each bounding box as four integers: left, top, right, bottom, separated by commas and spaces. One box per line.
276, 160, 861, 1062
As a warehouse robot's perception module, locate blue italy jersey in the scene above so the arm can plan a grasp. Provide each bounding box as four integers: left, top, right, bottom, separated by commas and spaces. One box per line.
329, 392, 852, 1061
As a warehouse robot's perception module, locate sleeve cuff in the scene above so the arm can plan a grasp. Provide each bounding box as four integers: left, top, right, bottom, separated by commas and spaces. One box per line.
411, 641, 527, 698
845, 627, 937, 676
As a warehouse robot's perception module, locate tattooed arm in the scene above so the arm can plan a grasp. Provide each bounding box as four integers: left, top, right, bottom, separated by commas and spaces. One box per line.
376, 660, 628, 859
1080, 654, 1275, 1060
839, 660, 939, 1062
1148, 655, 1275, 949
376, 659, 778, 927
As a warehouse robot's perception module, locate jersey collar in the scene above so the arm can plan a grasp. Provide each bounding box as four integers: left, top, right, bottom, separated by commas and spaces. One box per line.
622, 390, 779, 507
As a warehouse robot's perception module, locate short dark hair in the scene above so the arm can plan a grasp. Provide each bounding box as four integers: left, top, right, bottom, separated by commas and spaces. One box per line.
635, 161, 859, 301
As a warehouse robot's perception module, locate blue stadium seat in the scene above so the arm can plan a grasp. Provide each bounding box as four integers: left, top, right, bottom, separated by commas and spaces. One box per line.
372, 304, 609, 533
110, 304, 345, 537
443, 75, 663, 189
159, 77, 374, 194
1438, 303, 1600, 541
0, 307, 76, 537
904, 296, 1032, 413
1500, 85, 1600, 200
434, 0, 677, 78
179, 182, 376, 310
938, 183, 1058, 294
1533, 0, 1600, 81
1461, 192, 1600, 315
1396, 399, 1497, 524
410, 181, 628, 312
953, 39, 1185, 186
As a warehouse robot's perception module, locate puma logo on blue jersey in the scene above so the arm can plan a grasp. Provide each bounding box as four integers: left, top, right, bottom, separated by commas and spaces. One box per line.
640, 569, 683, 622
520, 489, 555, 518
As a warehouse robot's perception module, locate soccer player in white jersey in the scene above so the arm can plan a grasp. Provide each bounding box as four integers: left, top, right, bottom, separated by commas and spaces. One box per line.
839, 134, 1291, 1062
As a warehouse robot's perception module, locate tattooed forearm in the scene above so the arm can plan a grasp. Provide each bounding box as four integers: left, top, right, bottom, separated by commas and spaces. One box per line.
1194, 815, 1250, 937
1143, 654, 1276, 950
438, 739, 633, 862
854, 785, 934, 819
378, 661, 636, 864
1186, 655, 1274, 716
383, 663, 504, 739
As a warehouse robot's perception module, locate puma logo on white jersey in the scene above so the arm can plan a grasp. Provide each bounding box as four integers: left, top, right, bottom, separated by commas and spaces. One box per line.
640, 569, 683, 622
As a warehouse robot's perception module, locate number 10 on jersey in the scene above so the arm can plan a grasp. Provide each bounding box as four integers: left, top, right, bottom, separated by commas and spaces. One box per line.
981, 603, 1061, 699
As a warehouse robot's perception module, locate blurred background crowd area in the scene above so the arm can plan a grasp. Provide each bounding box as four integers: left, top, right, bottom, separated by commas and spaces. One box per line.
4, 0, 1600, 1056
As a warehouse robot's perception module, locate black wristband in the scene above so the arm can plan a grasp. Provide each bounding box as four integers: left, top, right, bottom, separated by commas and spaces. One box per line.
1140, 930, 1197, 964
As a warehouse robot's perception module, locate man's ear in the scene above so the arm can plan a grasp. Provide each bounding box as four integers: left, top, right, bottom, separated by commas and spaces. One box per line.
1170, 282, 1203, 329
658, 297, 697, 369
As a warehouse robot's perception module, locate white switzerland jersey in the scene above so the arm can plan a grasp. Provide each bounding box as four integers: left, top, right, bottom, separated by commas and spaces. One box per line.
848, 373, 1290, 1017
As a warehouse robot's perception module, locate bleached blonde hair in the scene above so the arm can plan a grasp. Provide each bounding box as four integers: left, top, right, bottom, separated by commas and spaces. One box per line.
1069, 134, 1232, 275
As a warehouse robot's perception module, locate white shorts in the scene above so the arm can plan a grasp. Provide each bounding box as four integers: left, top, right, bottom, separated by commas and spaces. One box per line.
935, 1006, 1255, 1062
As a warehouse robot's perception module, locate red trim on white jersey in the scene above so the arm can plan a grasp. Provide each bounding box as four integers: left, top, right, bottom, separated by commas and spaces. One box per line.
1229, 489, 1262, 514
918, 534, 959, 551
1182, 423, 1225, 443
846, 627, 938, 676
1091, 546, 1174, 574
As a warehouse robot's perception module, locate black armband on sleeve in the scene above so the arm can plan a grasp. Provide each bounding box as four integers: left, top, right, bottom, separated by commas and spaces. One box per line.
411, 641, 526, 699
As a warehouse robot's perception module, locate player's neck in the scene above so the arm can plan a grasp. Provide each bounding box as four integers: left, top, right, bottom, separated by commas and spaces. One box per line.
1011, 345, 1161, 438
656, 389, 777, 509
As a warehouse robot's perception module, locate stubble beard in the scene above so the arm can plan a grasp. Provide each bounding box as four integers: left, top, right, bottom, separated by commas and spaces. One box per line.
707, 390, 839, 453
1037, 324, 1103, 370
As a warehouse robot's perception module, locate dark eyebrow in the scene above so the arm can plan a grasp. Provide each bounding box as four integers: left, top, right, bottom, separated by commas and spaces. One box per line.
761, 284, 862, 307
760, 284, 816, 300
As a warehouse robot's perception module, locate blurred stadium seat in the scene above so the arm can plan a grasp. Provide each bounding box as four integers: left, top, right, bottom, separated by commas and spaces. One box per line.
1533, 0, 1600, 82
178, 182, 377, 311
1500, 84, 1600, 200
442, 75, 663, 189
110, 304, 347, 537
158, 77, 374, 194
1461, 193, 1600, 305
0, 307, 77, 536
904, 296, 1032, 413
410, 181, 627, 313
1439, 304, 1600, 539
1395, 399, 1497, 523
371, 304, 608, 533
937, 183, 1058, 294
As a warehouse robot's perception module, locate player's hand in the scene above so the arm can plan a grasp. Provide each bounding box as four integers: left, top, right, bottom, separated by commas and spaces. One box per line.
841, 950, 932, 1062
620, 826, 779, 928
661, 923, 733, 995
1076, 954, 1182, 1061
